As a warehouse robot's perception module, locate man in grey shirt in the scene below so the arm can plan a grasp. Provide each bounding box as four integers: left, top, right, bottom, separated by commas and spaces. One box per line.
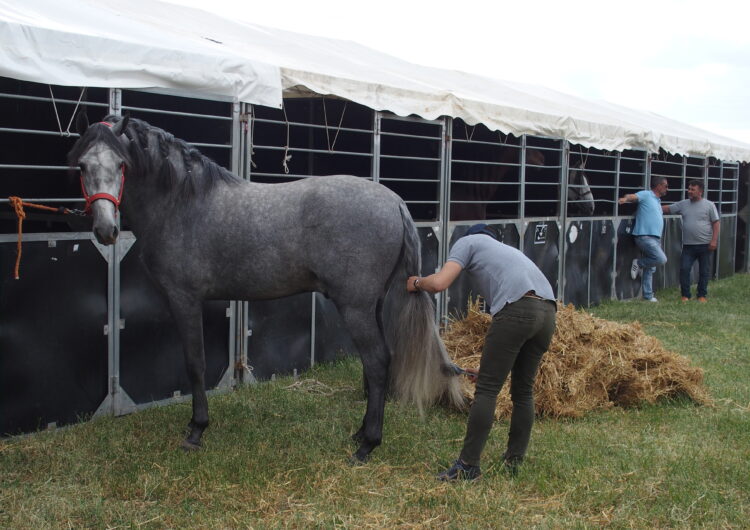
662, 179, 720, 302
406, 223, 556, 481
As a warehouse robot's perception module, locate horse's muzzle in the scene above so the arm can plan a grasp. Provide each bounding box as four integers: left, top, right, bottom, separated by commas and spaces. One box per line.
94, 223, 119, 245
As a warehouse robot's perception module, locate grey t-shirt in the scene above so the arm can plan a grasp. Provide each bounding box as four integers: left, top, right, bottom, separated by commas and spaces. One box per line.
447, 234, 554, 315
668, 199, 719, 245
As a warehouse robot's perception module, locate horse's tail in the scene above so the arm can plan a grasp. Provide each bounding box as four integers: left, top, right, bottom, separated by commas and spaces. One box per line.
384, 202, 465, 413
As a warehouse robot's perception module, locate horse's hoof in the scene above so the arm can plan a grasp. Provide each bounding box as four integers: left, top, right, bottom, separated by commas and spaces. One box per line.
180, 439, 201, 451
348, 453, 368, 466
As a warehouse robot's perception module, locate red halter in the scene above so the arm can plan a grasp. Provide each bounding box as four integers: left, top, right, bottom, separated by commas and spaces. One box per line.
80, 121, 126, 215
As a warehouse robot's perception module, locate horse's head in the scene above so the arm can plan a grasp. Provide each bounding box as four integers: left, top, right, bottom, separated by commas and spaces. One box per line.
568, 162, 595, 216
69, 114, 131, 245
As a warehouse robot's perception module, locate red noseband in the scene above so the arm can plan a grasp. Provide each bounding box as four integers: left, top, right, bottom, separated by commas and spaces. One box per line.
80, 165, 125, 215
80, 121, 125, 215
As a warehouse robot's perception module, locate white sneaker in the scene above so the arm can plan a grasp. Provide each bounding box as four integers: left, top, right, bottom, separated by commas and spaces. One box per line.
646, 297, 658, 303
630, 258, 641, 280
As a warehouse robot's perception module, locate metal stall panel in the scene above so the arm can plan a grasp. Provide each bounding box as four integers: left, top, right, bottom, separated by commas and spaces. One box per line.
449, 121, 522, 222
523, 220, 560, 297
0, 237, 108, 435
112, 90, 236, 405
566, 147, 617, 218
1, 77, 112, 435
562, 220, 592, 307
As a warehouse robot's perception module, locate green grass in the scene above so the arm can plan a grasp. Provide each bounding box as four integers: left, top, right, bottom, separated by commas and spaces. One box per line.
2, 275, 750, 528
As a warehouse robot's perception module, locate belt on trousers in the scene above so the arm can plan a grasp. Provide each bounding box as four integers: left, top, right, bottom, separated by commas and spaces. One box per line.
523, 290, 545, 300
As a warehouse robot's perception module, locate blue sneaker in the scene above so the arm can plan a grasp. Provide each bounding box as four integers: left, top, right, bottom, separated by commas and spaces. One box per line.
437, 459, 481, 482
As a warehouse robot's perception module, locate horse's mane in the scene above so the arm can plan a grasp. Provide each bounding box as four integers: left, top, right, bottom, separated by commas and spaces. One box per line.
71, 115, 241, 198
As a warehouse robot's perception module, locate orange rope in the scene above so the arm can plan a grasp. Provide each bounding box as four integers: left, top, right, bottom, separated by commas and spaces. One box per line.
8, 197, 74, 280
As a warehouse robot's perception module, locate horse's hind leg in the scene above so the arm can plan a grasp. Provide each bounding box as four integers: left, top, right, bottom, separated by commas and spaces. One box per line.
339, 303, 389, 462
166, 291, 210, 450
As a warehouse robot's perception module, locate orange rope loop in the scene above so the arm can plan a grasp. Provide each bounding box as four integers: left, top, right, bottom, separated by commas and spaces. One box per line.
7, 197, 77, 280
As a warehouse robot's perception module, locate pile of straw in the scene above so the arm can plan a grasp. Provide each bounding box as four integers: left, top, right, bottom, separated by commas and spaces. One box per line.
443, 299, 711, 419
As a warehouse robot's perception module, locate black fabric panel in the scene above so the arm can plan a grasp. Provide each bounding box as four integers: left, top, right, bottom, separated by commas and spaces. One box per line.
563, 221, 591, 307
718, 216, 736, 279
0, 239, 108, 435
615, 219, 643, 300
313, 294, 356, 364
661, 217, 683, 289
118, 239, 229, 404
523, 221, 560, 297
589, 220, 615, 306
247, 294, 312, 381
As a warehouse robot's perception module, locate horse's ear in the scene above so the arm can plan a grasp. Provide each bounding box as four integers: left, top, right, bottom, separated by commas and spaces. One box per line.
111, 114, 130, 137
75, 112, 90, 135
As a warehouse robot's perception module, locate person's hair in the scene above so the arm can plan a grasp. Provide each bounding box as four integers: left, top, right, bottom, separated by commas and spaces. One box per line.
688, 179, 704, 192
465, 223, 499, 240
650, 176, 667, 189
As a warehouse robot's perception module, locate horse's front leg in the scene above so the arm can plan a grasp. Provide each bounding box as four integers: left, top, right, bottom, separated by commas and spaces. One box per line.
166, 291, 209, 450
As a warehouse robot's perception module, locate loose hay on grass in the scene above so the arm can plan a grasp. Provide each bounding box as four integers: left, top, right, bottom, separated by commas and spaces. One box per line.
443, 299, 712, 419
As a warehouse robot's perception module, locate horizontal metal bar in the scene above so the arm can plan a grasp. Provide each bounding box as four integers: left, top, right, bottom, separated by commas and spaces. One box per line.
379, 130, 441, 142
0, 232, 93, 243
0, 127, 80, 138
251, 117, 373, 136
190, 142, 231, 150
0, 197, 80, 204
0, 92, 108, 107
251, 144, 373, 157
120, 105, 232, 121
0, 164, 69, 171
379, 154, 441, 163
378, 177, 439, 184
450, 180, 519, 186
451, 137, 521, 148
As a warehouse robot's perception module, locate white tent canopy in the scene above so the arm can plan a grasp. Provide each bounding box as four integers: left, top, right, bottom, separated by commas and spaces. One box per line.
2, 0, 750, 162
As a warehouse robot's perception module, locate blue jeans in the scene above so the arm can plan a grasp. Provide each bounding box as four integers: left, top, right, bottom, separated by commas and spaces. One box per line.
634, 236, 667, 300
680, 244, 711, 298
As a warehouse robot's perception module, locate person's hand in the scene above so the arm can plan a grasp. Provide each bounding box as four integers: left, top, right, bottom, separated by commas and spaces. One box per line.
709, 241, 717, 251
406, 276, 419, 293
464, 367, 478, 384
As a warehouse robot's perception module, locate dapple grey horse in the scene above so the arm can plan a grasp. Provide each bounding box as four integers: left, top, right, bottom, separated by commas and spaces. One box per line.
68, 114, 463, 462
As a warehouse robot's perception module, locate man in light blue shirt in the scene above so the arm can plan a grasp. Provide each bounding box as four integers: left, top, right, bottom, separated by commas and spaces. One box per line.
618, 176, 669, 301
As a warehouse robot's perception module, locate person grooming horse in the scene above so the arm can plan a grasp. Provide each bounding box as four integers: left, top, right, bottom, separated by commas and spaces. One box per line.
407, 224, 557, 480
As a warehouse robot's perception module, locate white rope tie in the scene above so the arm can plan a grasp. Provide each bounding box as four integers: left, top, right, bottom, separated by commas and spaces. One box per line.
49, 86, 86, 137
282, 104, 292, 174
322, 98, 347, 152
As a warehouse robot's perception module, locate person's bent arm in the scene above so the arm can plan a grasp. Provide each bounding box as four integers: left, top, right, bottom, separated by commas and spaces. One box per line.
709, 220, 720, 251
618, 193, 639, 205
661, 204, 671, 214
406, 261, 463, 294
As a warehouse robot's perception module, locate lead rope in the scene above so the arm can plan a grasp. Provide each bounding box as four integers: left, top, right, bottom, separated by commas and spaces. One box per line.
7, 197, 81, 279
